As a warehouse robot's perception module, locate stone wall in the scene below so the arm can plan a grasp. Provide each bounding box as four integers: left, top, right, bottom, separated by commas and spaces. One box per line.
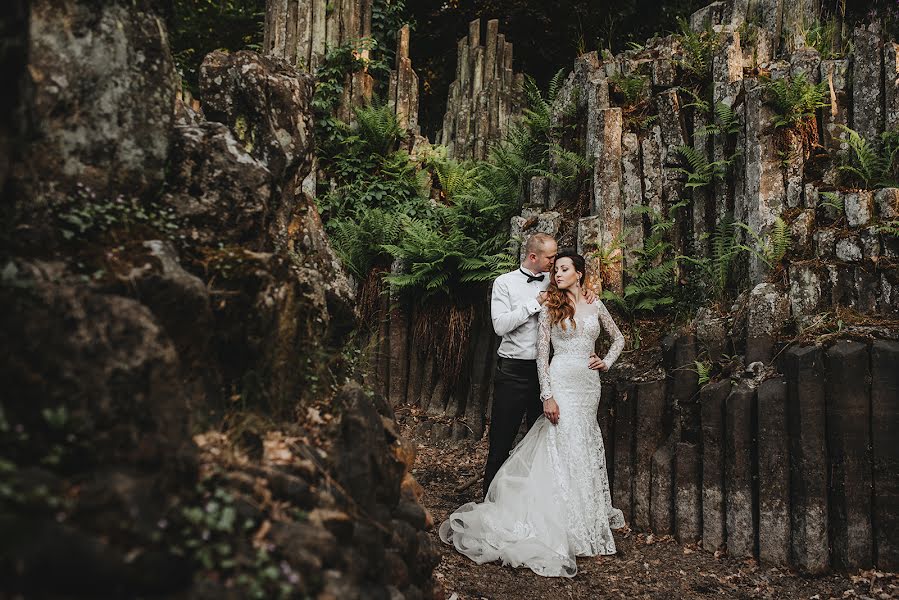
600, 338, 899, 573
438, 18, 523, 160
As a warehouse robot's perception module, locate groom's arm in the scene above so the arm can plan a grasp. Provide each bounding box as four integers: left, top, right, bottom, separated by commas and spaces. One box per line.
490, 278, 542, 336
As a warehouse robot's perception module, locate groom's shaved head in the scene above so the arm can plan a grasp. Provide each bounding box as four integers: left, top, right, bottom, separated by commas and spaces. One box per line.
525, 233, 555, 256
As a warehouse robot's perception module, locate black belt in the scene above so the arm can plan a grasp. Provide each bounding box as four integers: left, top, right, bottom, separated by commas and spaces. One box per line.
497, 357, 537, 368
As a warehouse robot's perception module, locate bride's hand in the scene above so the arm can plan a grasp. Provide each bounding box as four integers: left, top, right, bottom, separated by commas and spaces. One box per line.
543, 397, 560, 425
588, 353, 609, 371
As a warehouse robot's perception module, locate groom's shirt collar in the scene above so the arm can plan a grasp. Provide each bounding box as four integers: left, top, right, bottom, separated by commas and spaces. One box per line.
520, 265, 541, 277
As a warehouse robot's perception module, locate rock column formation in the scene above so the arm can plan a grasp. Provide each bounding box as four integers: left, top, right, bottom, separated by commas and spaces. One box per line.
264, 0, 372, 70
387, 25, 420, 135
439, 19, 522, 160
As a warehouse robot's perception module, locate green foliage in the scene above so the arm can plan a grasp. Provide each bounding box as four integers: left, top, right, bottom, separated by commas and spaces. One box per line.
173, 477, 296, 599
601, 260, 677, 317
56, 185, 181, 242
734, 217, 792, 268
170, 0, 265, 92
315, 102, 431, 277
601, 201, 687, 323
802, 17, 851, 59
327, 208, 404, 279
383, 158, 519, 299
761, 217, 791, 265
680, 217, 789, 299
609, 72, 649, 107
878, 220, 899, 238
505, 73, 591, 194
673, 17, 722, 81
677, 217, 790, 302
837, 127, 899, 189
312, 40, 385, 157
698, 102, 741, 137
762, 74, 829, 130
371, 0, 411, 66
672, 145, 730, 189
819, 191, 845, 217
377, 74, 587, 300
355, 101, 405, 155
694, 360, 711, 386
678, 217, 742, 303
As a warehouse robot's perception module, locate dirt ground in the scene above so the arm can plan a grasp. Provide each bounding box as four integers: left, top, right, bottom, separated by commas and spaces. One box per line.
397, 409, 898, 600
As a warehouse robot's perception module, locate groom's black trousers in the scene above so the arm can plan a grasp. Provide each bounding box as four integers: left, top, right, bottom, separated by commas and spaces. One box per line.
483, 357, 543, 497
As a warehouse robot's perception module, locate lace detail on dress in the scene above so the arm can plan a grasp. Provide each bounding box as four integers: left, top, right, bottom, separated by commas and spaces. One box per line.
597, 300, 625, 368
536, 307, 553, 401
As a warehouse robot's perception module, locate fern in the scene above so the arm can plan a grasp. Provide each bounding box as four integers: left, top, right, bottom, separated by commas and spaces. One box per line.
878, 220, 899, 238
679, 86, 711, 114
328, 207, 403, 278
547, 68, 568, 104
764, 217, 790, 265
733, 216, 792, 268
672, 145, 728, 189
698, 102, 741, 137
673, 17, 722, 81
837, 126, 899, 189
694, 360, 711, 386
678, 218, 742, 303
353, 102, 403, 156
802, 16, 850, 59
609, 72, 649, 107
763, 74, 829, 130
819, 191, 844, 217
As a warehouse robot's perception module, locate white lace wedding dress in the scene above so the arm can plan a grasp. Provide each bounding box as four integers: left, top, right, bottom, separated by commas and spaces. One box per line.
439, 301, 626, 577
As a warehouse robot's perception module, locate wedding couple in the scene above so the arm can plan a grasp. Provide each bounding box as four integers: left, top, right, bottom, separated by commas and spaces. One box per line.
439, 232, 626, 578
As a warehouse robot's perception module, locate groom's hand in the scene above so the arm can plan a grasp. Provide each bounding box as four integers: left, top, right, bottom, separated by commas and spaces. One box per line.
543, 397, 560, 425
583, 288, 597, 304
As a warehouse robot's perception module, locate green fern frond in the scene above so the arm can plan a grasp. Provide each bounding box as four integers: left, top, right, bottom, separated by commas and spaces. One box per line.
353, 101, 404, 155
547, 68, 568, 104
837, 126, 899, 189
694, 360, 711, 386
762, 74, 829, 130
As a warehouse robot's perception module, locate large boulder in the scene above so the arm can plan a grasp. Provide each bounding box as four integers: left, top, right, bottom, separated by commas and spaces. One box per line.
200, 50, 314, 184
193, 51, 353, 325
0, 260, 194, 470
161, 120, 274, 248
10, 0, 177, 218
0, 260, 197, 597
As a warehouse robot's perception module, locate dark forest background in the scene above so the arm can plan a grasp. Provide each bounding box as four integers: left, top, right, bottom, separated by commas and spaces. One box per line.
170, 0, 885, 138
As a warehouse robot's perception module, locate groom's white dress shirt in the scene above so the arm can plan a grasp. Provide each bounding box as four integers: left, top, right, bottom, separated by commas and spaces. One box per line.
491, 266, 550, 360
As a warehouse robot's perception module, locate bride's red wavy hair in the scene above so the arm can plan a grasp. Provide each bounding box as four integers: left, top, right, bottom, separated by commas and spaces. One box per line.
544, 250, 589, 330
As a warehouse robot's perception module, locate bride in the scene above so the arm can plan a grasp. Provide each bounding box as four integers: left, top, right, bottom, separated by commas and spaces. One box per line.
439, 249, 626, 577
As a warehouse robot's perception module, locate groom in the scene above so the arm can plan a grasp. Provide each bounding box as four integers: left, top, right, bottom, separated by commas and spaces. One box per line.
484, 233, 601, 496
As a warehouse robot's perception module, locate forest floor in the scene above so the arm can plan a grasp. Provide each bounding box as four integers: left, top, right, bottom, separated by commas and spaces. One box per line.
397, 408, 898, 600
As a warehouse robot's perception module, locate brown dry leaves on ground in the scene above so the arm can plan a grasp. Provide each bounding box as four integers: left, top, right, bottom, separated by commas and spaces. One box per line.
397, 409, 899, 600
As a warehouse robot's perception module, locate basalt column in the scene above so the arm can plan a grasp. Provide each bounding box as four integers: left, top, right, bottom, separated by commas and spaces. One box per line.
439, 19, 522, 160
387, 25, 420, 135
264, 0, 372, 70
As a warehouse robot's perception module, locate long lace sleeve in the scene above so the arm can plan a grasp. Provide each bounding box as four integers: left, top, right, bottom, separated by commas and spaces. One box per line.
537, 306, 553, 401
598, 300, 625, 368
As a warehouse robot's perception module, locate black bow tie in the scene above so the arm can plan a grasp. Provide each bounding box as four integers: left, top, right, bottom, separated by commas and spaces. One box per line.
520, 269, 545, 283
